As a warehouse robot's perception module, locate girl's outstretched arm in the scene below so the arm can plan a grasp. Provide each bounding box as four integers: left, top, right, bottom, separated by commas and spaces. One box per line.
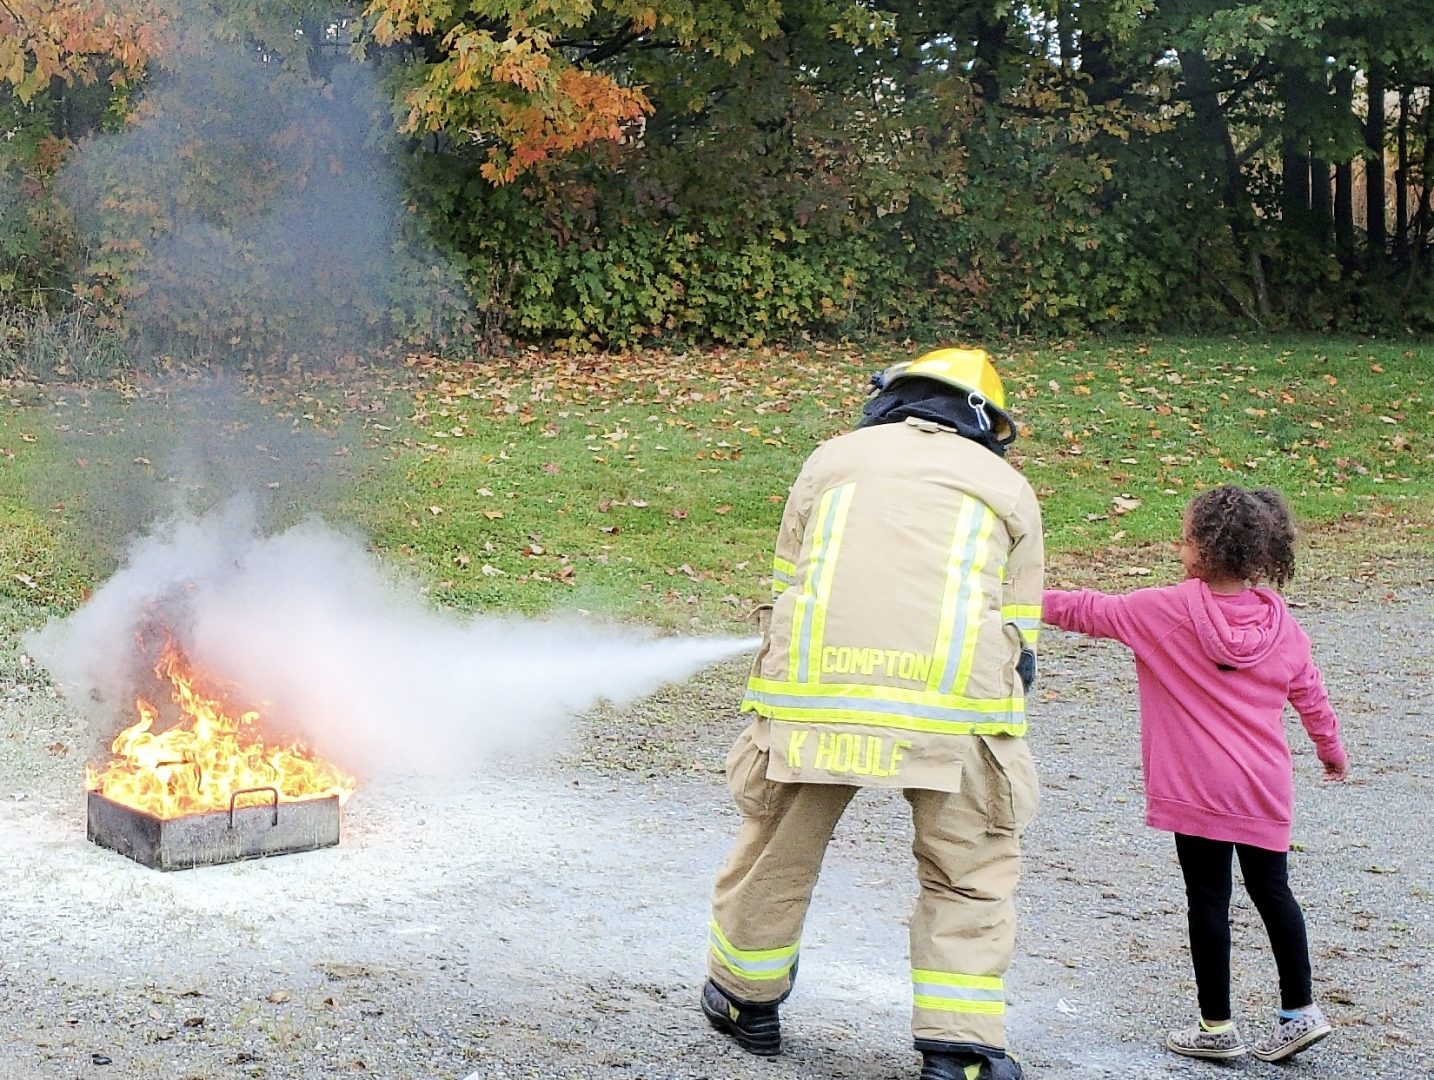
1041, 588, 1144, 648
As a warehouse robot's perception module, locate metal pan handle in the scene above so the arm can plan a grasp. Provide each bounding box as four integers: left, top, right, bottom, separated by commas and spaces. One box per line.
229, 786, 280, 828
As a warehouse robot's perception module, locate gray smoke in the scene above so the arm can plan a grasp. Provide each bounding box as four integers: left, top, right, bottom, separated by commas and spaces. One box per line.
60, 14, 467, 362
23, 500, 756, 777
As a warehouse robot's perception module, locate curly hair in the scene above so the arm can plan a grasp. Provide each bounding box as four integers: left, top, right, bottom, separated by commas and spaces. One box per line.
1185, 485, 1297, 588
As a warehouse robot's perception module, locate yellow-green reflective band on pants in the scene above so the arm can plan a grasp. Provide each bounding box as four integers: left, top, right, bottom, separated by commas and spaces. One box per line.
709, 921, 799, 982
911, 969, 1006, 1015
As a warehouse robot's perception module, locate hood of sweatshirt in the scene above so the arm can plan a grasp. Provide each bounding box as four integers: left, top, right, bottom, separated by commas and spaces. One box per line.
1181, 578, 1288, 670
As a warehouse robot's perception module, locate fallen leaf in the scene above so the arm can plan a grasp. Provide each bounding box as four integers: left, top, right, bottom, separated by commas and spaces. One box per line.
266, 991, 291, 1004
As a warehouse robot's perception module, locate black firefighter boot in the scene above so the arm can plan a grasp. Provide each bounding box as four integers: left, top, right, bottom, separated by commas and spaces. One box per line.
916, 1039, 1025, 1080
700, 979, 782, 1056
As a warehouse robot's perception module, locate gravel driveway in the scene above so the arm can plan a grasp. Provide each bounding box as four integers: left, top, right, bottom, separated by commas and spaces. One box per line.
1, 572, 1429, 1080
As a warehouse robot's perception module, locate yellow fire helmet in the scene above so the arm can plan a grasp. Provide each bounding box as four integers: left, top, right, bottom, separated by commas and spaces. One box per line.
878, 347, 1015, 442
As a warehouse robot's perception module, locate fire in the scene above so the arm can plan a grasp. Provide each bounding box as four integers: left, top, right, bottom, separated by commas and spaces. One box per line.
88, 639, 355, 819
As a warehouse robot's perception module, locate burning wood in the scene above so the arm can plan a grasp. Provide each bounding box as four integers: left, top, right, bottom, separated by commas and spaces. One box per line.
88, 638, 355, 819
86, 636, 354, 870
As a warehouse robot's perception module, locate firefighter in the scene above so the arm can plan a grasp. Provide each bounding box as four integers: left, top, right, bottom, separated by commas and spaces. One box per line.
701, 348, 1043, 1080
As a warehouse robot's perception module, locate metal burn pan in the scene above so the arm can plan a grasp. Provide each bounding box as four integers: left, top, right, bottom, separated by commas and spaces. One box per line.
86, 788, 341, 871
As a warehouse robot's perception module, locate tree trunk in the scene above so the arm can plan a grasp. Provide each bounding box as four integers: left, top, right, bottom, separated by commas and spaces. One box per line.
1056, 2, 1075, 76
972, 6, 1009, 104
1076, 8, 1119, 105
1395, 90, 1410, 262
1312, 156, 1332, 243
1179, 46, 1271, 322
301, 18, 337, 81
1333, 67, 1356, 262
1281, 65, 1313, 221
1418, 94, 1434, 266
1365, 68, 1387, 256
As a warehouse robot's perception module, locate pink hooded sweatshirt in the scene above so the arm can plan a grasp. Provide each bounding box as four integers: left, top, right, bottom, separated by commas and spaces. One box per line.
1043, 579, 1345, 851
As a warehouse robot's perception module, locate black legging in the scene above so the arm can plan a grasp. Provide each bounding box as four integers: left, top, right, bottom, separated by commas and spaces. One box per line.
1174, 833, 1314, 1021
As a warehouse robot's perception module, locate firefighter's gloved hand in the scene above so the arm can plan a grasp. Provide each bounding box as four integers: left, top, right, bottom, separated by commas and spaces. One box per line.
1017, 648, 1036, 693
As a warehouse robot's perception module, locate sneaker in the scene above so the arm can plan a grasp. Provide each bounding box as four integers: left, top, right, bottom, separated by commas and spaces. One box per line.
700, 979, 781, 1056
1251, 1007, 1332, 1062
1165, 1021, 1247, 1060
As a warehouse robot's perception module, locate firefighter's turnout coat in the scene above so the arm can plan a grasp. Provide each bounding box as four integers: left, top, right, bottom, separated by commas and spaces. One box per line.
708, 416, 1045, 1050
742, 416, 1044, 793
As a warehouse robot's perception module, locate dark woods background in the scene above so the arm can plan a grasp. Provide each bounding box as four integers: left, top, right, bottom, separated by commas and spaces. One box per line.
4, 0, 1434, 369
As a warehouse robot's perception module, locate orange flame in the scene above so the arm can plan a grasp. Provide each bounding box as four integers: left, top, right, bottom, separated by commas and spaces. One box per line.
88, 639, 355, 819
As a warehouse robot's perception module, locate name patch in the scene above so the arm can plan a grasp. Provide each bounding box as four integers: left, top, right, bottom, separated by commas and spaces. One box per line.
787, 730, 911, 779
819, 646, 933, 682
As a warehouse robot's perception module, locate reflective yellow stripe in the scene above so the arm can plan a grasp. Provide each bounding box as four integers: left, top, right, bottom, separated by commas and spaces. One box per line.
927, 497, 981, 691
742, 677, 1026, 736
926, 497, 997, 695
949, 507, 996, 694
804, 485, 853, 683
912, 969, 1006, 1015
1002, 604, 1042, 645
709, 920, 799, 982
790, 484, 854, 683
772, 556, 797, 595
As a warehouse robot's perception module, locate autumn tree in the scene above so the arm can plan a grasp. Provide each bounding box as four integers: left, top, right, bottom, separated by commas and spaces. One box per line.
359, 0, 890, 182
0, 0, 163, 99
8, 0, 1434, 356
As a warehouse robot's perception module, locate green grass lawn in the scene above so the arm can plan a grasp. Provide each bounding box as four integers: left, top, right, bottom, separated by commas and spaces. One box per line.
1, 336, 1429, 632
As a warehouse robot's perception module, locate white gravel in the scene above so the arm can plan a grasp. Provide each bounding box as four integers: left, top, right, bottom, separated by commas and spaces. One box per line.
1, 576, 1430, 1080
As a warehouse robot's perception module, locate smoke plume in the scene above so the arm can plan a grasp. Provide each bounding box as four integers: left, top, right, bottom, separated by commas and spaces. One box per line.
60, 12, 467, 363
23, 500, 755, 777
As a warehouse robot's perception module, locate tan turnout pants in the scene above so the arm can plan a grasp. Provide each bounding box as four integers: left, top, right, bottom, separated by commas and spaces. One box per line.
708, 721, 1038, 1049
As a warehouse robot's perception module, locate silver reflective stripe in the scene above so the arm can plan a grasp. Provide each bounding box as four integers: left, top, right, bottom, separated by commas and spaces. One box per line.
1007, 616, 1040, 643
939, 502, 995, 695
708, 925, 798, 980
912, 981, 1005, 1004
795, 485, 852, 683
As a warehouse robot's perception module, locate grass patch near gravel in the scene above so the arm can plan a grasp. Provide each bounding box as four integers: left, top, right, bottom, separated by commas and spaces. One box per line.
1, 336, 1429, 632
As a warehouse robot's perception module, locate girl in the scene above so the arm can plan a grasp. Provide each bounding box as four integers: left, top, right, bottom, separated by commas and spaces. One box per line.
1042, 485, 1348, 1064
